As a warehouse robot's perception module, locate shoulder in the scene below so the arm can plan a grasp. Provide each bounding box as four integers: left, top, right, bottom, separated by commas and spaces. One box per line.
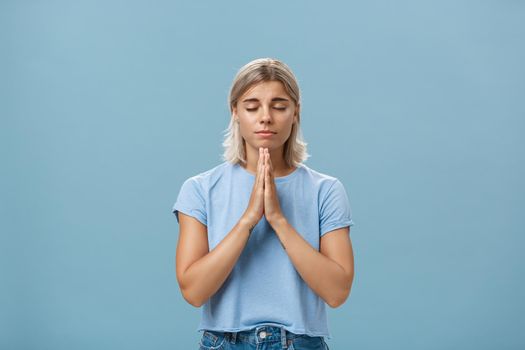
180, 161, 233, 190
299, 163, 341, 190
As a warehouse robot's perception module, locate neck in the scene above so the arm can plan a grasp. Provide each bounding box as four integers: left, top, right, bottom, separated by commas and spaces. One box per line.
242, 143, 295, 177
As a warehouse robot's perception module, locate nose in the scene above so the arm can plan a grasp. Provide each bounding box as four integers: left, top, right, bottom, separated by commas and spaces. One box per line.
259, 106, 272, 124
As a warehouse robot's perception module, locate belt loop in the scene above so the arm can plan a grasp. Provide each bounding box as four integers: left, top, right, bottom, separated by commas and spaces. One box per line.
281, 327, 287, 349
230, 331, 237, 344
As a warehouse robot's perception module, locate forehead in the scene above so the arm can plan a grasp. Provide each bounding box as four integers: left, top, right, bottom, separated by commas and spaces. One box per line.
241, 80, 289, 100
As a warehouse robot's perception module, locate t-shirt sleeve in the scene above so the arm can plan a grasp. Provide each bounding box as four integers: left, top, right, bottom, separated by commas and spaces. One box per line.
319, 179, 355, 237
171, 177, 207, 226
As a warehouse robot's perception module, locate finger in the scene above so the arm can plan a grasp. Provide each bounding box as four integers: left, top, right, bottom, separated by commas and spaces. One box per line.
265, 153, 270, 188
258, 147, 264, 189
265, 151, 273, 182
255, 148, 259, 183
264, 149, 268, 173
267, 150, 273, 175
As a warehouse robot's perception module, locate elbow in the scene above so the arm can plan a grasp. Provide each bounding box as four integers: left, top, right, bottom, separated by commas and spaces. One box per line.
178, 274, 205, 308
327, 289, 350, 308
181, 287, 205, 308
327, 273, 354, 308
187, 298, 204, 308
327, 295, 347, 308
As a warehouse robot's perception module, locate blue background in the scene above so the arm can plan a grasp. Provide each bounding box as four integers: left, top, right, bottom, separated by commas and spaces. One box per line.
1, 1, 524, 349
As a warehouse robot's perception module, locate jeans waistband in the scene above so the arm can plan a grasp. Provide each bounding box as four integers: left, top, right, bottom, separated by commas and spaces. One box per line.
223, 325, 301, 348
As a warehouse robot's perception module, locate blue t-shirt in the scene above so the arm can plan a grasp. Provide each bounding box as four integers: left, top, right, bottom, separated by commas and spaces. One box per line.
172, 161, 355, 339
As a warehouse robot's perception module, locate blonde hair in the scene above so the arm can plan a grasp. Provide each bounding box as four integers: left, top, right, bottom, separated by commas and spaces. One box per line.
221, 58, 310, 168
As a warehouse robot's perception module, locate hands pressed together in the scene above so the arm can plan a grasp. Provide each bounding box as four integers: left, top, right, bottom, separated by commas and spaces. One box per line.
242, 147, 285, 230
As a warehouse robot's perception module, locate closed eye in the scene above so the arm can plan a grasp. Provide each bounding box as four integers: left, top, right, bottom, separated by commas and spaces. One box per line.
246, 107, 287, 111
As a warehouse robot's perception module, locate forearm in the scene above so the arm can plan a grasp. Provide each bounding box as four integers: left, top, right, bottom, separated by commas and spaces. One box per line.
270, 217, 352, 308
181, 217, 254, 307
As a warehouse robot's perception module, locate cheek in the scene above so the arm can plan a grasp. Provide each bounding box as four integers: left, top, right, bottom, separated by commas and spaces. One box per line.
237, 123, 252, 141
282, 119, 294, 133
282, 122, 295, 141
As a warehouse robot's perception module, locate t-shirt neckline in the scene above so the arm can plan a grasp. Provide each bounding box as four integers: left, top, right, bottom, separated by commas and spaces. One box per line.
233, 162, 303, 183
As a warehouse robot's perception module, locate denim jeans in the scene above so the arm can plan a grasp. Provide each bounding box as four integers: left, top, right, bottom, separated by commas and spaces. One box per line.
198, 325, 330, 350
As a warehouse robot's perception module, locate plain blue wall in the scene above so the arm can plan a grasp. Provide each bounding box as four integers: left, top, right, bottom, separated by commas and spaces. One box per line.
1, 1, 524, 349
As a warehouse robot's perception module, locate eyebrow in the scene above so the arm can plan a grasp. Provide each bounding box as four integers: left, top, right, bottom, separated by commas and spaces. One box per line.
242, 97, 290, 103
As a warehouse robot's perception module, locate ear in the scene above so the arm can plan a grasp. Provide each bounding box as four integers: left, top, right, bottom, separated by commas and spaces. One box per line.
294, 103, 300, 123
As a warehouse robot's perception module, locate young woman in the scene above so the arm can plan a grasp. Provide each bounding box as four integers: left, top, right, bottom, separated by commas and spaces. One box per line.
172, 58, 355, 350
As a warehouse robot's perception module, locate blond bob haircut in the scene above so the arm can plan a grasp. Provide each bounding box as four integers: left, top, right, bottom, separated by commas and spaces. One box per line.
221, 58, 310, 168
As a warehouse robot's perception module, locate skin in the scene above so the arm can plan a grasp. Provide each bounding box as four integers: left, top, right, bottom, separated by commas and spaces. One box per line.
234, 80, 298, 179
176, 80, 354, 308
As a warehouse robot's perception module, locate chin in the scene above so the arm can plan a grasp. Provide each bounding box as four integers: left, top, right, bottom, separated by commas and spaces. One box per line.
247, 140, 274, 150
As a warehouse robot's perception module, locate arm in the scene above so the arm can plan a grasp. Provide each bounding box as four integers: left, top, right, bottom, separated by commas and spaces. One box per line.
269, 217, 354, 308
176, 213, 254, 307
176, 148, 267, 307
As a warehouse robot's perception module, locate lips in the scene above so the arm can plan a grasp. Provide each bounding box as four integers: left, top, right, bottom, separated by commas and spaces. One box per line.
255, 130, 276, 134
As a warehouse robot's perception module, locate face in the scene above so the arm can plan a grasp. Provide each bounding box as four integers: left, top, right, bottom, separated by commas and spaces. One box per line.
232, 80, 300, 154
